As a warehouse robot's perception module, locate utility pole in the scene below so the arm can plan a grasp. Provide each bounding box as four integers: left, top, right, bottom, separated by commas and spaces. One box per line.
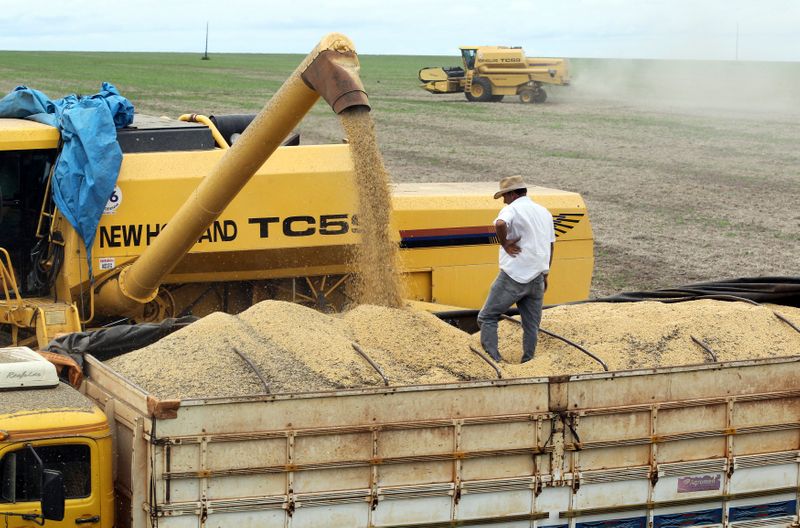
202, 22, 210, 60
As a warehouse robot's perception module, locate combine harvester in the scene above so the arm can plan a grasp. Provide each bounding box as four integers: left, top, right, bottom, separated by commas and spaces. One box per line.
1, 34, 799, 528
419, 46, 570, 103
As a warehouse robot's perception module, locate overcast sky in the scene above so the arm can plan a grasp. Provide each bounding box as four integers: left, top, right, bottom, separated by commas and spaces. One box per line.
1, 0, 798, 61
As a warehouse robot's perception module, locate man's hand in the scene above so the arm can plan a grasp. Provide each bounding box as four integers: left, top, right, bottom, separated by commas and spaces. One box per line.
502, 238, 521, 256
495, 220, 521, 257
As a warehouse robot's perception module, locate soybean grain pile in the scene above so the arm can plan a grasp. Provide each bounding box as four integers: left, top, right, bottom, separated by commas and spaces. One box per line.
106, 299, 800, 399
495, 300, 800, 379
106, 300, 495, 399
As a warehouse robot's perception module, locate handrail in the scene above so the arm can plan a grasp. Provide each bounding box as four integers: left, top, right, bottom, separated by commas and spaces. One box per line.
0, 247, 23, 309
178, 113, 229, 149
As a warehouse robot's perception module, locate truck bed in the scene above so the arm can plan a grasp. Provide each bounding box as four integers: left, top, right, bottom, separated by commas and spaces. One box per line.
82, 354, 800, 527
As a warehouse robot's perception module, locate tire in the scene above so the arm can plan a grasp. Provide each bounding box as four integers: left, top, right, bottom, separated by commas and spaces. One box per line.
518, 89, 535, 104
534, 88, 547, 104
465, 91, 478, 102
468, 77, 493, 102
491, 95, 504, 102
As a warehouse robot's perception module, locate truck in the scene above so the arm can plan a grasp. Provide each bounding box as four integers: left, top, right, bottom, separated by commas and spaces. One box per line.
419, 46, 570, 104
3, 334, 799, 527
2, 34, 799, 528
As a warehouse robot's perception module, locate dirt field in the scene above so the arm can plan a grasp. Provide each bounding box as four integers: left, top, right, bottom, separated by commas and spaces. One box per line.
1, 53, 797, 298
301, 59, 800, 297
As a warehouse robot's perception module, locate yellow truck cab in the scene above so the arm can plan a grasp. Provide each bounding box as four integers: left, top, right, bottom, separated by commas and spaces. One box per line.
0, 347, 113, 527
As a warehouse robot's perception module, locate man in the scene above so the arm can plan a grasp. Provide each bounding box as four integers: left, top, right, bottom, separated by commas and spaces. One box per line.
478, 175, 555, 363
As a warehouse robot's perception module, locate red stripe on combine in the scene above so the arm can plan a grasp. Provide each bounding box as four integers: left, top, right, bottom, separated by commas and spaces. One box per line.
400, 225, 495, 238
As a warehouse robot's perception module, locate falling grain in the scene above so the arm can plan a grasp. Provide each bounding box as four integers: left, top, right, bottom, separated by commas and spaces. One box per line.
340, 108, 404, 308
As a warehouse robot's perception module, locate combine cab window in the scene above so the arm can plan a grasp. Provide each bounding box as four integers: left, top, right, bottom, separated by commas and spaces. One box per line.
0, 444, 90, 503
462, 48, 477, 70
0, 150, 55, 294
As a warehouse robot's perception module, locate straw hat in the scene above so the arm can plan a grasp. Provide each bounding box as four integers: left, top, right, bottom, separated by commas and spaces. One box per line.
494, 175, 527, 199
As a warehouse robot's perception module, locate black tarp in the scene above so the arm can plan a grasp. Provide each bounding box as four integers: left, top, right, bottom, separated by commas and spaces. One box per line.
44, 316, 197, 370
590, 276, 800, 307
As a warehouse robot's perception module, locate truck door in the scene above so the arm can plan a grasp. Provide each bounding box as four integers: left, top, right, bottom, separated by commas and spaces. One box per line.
0, 440, 101, 527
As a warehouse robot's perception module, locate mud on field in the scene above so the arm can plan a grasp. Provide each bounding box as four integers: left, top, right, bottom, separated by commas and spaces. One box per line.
302, 62, 800, 298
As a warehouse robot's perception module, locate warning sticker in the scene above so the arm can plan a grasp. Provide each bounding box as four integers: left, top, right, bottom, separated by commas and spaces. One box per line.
98, 257, 115, 271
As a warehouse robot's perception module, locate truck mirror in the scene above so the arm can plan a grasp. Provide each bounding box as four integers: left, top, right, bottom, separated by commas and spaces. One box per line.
41, 469, 65, 521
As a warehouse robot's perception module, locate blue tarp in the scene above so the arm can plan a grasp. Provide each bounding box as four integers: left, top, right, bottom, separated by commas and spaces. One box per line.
0, 82, 134, 279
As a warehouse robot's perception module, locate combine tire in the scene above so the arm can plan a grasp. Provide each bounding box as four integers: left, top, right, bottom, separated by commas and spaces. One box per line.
534, 89, 548, 104
519, 89, 535, 104
467, 78, 493, 102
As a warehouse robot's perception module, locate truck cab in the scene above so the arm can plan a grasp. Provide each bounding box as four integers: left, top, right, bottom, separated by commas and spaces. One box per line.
0, 347, 113, 527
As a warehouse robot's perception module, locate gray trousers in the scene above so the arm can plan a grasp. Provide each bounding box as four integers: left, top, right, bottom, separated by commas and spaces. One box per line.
477, 271, 545, 362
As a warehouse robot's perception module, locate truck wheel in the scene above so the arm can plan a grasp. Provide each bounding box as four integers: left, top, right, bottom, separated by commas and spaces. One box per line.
534, 89, 548, 104
465, 92, 477, 102
469, 78, 493, 102
519, 89, 535, 104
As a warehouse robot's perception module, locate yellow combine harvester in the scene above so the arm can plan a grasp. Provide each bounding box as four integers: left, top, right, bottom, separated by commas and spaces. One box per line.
419, 46, 570, 103
0, 35, 592, 349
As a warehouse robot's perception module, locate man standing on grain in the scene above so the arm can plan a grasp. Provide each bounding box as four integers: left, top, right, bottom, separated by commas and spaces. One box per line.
478, 175, 555, 363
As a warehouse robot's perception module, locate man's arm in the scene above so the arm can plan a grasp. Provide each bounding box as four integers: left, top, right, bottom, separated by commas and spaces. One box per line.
495, 219, 520, 256
544, 242, 554, 291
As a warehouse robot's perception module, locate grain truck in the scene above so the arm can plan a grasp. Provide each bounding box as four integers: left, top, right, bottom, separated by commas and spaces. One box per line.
3, 329, 799, 527
1, 34, 799, 528
419, 46, 570, 103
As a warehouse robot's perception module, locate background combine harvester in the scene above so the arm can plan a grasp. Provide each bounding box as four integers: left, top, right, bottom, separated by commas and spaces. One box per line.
419, 46, 570, 103
1, 34, 799, 528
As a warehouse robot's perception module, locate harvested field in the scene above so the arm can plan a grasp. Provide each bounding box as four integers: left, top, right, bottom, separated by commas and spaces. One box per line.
106, 299, 799, 398
304, 58, 800, 298
0, 53, 797, 297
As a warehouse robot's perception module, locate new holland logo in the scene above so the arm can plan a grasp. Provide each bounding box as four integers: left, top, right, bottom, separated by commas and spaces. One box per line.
552, 212, 584, 237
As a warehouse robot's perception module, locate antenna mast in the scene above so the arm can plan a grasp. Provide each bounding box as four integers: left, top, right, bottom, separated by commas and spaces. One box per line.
202, 22, 210, 60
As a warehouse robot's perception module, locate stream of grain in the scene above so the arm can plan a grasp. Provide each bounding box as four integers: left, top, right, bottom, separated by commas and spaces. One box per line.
340, 108, 404, 308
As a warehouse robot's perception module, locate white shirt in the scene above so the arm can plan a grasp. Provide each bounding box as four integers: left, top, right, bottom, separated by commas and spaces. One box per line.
495, 196, 555, 283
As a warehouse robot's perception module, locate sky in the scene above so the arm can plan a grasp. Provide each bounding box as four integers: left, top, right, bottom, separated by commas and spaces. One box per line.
1, 0, 799, 61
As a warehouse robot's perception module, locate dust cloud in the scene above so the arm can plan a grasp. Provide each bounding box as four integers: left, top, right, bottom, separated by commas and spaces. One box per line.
565, 58, 800, 117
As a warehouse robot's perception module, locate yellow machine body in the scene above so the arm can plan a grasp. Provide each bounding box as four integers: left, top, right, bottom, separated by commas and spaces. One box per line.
419, 46, 570, 103
0, 117, 592, 347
